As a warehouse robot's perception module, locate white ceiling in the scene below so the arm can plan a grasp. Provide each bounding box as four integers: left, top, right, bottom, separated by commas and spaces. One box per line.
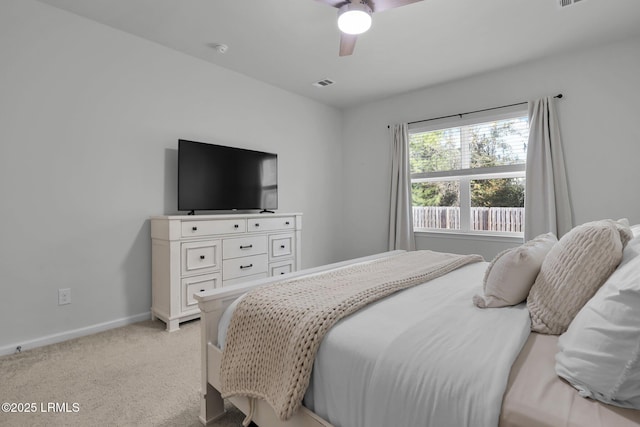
37, 0, 640, 109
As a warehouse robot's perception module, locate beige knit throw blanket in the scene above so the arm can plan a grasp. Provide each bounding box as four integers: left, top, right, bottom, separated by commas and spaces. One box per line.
220, 250, 483, 421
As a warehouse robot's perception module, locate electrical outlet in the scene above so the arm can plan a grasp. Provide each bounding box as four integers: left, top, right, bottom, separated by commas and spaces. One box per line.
58, 288, 71, 305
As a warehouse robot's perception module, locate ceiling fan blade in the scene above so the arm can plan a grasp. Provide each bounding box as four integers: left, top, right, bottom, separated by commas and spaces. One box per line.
339, 33, 358, 56
368, 0, 423, 13
314, 0, 348, 9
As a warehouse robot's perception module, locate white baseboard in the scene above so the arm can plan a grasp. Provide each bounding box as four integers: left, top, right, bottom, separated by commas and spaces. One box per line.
0, 312, 152, 357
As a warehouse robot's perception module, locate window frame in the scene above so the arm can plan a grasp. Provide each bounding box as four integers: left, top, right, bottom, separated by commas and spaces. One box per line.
408, 105, 528, 238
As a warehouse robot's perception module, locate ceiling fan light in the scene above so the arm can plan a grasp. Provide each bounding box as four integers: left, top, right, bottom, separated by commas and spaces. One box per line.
337, 3, 372, 35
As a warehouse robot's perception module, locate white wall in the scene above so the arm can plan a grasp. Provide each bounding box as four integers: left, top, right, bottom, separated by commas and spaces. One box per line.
0, 0, 344, 352
340, 35, 640, 261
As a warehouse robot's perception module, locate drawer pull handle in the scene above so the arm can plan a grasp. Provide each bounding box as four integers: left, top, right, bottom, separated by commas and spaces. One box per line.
192, 226, 198, 231
240, 244, 253, 249
200, 255, 205, 260
280, 245, 286, 249
240, 264, 253, 270
234, 224, 239, 229
254, 223, 260, 227
200, 289, 205, 292
285, 221, 290, 225
280, 272, 285, 275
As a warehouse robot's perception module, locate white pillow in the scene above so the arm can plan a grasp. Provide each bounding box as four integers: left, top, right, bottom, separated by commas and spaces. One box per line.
555, 235, 640, 409
613, 218, 633, 247
473, 233, 557, 308
631, 223, 640, 238
528, 219, 625, 334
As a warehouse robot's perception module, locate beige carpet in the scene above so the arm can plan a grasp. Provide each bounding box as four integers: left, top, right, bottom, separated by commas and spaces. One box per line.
0, 319, 244, 427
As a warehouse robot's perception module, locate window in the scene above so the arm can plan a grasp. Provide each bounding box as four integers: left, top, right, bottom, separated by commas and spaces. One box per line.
409, 106, 529, 236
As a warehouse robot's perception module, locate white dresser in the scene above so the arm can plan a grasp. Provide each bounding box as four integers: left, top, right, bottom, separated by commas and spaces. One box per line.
150, 213, 302, 331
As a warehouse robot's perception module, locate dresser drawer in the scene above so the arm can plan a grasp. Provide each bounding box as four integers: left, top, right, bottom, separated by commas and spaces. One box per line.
248, 216, 295, 232
181, 219, 246, 238
181, 240, 221, 276
222, 235, 267, 260
181, 273, 221, 312
223, 254, 268, 280
270, 260, 294, 277
269, 233, 295, 260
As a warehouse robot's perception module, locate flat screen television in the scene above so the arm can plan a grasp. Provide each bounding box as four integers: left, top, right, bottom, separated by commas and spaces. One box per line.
178, 140, 278, 214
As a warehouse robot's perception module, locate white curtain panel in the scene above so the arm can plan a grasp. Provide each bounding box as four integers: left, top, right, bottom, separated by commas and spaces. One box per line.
525, 96, 573, 241
389, 124, 416, 251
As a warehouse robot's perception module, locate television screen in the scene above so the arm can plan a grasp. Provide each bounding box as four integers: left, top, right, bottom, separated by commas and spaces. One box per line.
178, 140, 278, 213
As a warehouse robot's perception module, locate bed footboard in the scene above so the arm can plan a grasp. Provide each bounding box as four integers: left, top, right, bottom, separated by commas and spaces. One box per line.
197, 285, 243, 425
197, 279, 336, 426
195, 251, 404, 426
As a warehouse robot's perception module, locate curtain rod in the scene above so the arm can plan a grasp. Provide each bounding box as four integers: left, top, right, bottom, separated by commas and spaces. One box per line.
387, 94, 563, 129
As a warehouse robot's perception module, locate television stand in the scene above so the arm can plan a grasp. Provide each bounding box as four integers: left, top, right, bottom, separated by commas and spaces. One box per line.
259, 209, 275, 214
187, 210, 195, 215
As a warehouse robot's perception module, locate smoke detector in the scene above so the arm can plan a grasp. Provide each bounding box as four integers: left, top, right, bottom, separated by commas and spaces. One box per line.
210, 43, 228, 54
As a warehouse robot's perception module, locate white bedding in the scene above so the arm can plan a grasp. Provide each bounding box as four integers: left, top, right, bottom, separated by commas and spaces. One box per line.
219, 260, 531, 427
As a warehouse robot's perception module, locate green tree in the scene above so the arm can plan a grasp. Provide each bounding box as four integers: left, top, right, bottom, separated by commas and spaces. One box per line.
469, 121, 526, 207
470, 121, 524, 168
409, 130, 459, 174
471, 178, 524, 207
411, 181, 459, 207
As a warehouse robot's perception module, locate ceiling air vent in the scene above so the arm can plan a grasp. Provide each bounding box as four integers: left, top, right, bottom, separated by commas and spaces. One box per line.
559, 0, 584, 7
313, 79, 335, 88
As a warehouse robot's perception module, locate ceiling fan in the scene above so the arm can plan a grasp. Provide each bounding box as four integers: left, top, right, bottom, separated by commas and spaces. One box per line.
316, 0, 423, 56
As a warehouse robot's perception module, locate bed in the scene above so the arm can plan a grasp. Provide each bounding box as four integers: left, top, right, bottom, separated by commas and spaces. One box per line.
195, 220, 640, 427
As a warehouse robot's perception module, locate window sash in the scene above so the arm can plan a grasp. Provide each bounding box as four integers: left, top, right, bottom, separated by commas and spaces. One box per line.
411, 170, 525, 234
409, 106, 528, 172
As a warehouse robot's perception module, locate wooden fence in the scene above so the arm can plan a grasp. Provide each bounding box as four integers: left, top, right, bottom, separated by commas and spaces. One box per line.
413, 206, 525, 233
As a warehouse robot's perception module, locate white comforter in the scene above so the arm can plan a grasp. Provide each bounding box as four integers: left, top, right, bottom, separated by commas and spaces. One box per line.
220, 259, 531, 427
